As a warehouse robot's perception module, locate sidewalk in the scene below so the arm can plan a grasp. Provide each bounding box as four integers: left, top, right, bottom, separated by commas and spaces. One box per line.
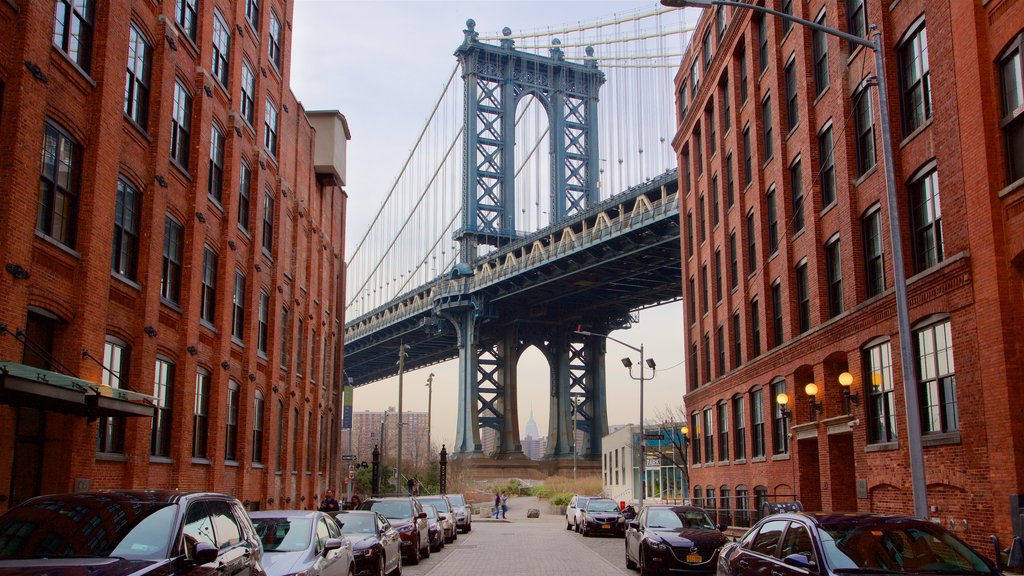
472, 495, 564, 524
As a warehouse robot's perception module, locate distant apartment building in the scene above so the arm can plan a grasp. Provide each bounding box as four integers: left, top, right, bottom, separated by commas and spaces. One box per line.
351, 409, 430, 469
673, 0, 1024, 549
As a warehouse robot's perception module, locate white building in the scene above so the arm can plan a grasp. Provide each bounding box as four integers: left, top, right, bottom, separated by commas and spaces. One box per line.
602, 424, 688, 506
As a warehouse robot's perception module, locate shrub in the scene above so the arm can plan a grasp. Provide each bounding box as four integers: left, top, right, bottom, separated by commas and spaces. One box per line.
551, 492, 573, 506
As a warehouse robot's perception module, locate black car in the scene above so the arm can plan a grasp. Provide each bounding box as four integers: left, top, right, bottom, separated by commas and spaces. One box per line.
580, 497, 626, 537
718, 512, 1000, 576
0, 490, 266, 575
334, 511, 402, 576
422, 505, 445, 553
357, 497, 429, 565
625, 505, 728, 575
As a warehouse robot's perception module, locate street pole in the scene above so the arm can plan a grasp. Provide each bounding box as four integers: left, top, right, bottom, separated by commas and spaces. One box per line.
426, 373, 434, 460
661, 0, 928, 520
572, 396, 578, 482
397, 343, 406, 494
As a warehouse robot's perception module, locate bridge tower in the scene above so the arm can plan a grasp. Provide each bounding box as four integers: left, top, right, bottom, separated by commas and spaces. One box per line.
444, 20, 607, 461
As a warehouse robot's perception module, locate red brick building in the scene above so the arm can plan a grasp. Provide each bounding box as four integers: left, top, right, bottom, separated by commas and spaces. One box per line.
0, 0, 350, 512
673, 0, 1024, 549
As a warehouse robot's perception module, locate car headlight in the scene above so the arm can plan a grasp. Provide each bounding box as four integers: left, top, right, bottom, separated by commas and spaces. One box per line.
617, 517, 625, 523
648, 538, 668, 551
397, 524, 415, 534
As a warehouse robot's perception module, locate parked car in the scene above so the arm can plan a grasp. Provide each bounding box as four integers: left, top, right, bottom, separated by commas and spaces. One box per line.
250, 510, 353, 576
418, 495, 457, 543
357, 497, 430, 564
445, 493, 473, 533
333, 511, 402, 576
422, 505, 446, 553
580, 497, 626, 537
625, 505, 727, 575
718, 512, 1001, 576
566, 494, 594, 532
0, 490, 266, 575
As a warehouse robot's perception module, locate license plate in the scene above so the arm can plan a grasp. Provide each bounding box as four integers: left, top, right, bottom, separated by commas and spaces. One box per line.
602, 524, 610, 529
686, 554, 702, 563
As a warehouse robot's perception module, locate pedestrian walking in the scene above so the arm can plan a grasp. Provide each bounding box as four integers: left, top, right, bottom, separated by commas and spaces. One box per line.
500, 492, 508, 519
493, 492, 500, 518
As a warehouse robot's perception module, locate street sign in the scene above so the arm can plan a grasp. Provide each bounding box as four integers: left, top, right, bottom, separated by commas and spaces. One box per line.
341, 454, 357, 461
643, 433, 665, 440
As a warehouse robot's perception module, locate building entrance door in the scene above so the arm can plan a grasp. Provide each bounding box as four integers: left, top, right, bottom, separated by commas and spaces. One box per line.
10, 406, 46, 506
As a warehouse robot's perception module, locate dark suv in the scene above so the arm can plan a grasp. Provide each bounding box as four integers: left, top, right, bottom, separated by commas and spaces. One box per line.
358, 497, 430, 564
0, 490, 265, 575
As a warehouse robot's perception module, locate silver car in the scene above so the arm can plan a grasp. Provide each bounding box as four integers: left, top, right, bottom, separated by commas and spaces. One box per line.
417, 495, 457, 543
251, 510, 354, 576
443, 493, 472, 533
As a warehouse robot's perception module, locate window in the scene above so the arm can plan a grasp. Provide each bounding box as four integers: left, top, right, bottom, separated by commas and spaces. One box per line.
708, 106, 717, 156
687, 277, 697, 325
762, 96, 773, 161
703, 407, 714, 463
238, 161, 252, 231
265, 98, 279, 157
716, 324, 726, 375
711, 175, 720, 227
784, 59, 798, 132
819, 125, 836, 207
1000, 35, 1024, 181
683, 149, 692, 193
771, 380, 789, 454
790, 160, 804, 234
699, 194, 707, 242
209, 125, 225, 203
171, 81, 192, 170
701, 263, 709, 314
917, 320, 958, 433
53, 0, 94, 72
280, 307, 290, 369
211, 10, 230, 87
781, 0, 792, 35
269, 12, 282, 69
738, 48, 748, 103
124, 23, 152, 128
226, 381, 240, 461
771, 280, 783, 347
691, 413, 701, 464
767, 187, 778, 253
193, 368, 210, 459
718, 403, 729, 462
176, 0, 198, 41
714, 249, 723, 303
246, 0, 260, 30
732, 395, 745, 459
750, 388, 765, 458
258, 291, 270, 355
276, 400, 284, 469
703, 30, 712, 72
306, 411, 314, 472
296, 318, 306, 375
232, 271, 246, 340
846, 0, 867, 40
262, 190, 275, 254
241, 63, 256, 126
716, 6, 727, 41
679, 81, 689, 119
796, 261, 810, 333
853, 86, 876, 176
292, 408, 299, 472
725, 152, 734, 208
200, 247, 218, 325
112, 178, 141, 280
866, 341, 897, 443
689, 344, 699, 391
826, 237, 843, 317
758, 17, 768, 74
686, 211, 694, 258
746, 210, 756, 275
899, 23, 932, 135
721, 78, 731, 133
729, 230, 738, 289
750, 298, 761, 357
98, 338, 129, 453
37, 121, 80, 248
910, 169, 944, 272
691, 59, 700, 94
696, 128, 704, 175
161, 216, 184, 304
732, 312, 742, 368
703, 333, 711, 385
863, 207, 885, 298
813, 14, 829, 96
152, 358, 175, 457
742, 125, 752, 186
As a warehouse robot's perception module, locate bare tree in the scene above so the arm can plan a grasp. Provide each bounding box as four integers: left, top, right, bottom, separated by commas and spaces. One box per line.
648, 404, 691, 497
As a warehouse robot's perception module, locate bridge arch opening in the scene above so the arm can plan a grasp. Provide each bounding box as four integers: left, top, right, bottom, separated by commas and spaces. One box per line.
513, 93, 552, 235
516, 343, 551, 460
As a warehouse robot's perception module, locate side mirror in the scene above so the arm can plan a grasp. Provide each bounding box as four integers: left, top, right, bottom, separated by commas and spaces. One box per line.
323, 538, 344, 554
628, 520, 640, 530
418, 512, 427, 519
783, 554, 816, 570
192, 542, 218, 565
439, 515, 447, 521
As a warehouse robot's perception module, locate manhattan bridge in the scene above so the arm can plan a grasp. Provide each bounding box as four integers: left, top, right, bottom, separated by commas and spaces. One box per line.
343, 5, 695, 465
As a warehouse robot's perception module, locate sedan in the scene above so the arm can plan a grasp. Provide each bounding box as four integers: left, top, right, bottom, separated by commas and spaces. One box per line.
422, 505, 446, 553
626, 505, 728, 575
580, 498, 626, 537
334, 511, 402, 576
250, 510, 353, 576
444, 493, 472, 533
358, 497, 430, 564
418, 495, 457, 543
718, 512, 1000, 576
0, 490, 266, 575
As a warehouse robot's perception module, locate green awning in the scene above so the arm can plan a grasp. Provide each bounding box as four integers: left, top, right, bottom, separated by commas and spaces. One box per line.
0, 362, 155, 418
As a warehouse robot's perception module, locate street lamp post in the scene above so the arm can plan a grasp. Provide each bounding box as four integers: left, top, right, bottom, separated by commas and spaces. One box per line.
426, 373, 435, 461
575, 329, 655, 510
662, 0, 927, 520
396, 343, 409, 494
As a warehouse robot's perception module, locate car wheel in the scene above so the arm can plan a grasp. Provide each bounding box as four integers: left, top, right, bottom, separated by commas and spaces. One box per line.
407, 541, 420, 566
567, 518, 573, 530
639, 549, 653, 576
420, 533, 431, 559
389, 552, 403, 576
581, 523, 589, 537
376, 554, 386, 576
466, 522, 471, 533
626, 542, 637, 570
575, 520, 580, 533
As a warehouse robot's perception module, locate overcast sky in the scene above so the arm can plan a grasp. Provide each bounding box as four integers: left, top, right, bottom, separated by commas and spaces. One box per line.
290, 0, 690, 452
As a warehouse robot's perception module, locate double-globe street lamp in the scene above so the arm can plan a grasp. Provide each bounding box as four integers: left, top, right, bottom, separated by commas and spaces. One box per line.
575, 329, 656, 510
662, 0, 927, 519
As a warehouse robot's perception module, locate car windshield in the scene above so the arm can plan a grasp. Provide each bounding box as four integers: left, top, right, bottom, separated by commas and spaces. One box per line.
647, 509, 715, 530
336, 514, 375, 534
419, 498, 450, 513
587, 500, 620, 513
820, 520, 995, 575
252, 518, 313, 553
447, 495, 466, 507
577, 497, 591, 508
363, 501, 414, 520
424, 507, 438, 520
0, 498, 178, 561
